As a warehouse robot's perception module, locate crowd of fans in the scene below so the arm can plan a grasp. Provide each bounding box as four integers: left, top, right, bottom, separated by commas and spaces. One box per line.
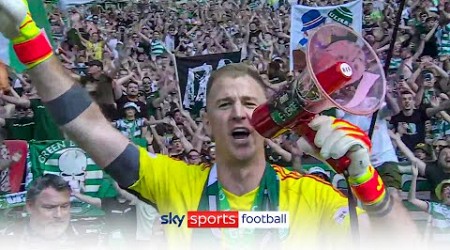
0, 0, 450, 246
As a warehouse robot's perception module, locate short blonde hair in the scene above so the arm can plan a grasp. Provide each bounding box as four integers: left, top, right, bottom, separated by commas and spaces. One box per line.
206, 63, 266, 103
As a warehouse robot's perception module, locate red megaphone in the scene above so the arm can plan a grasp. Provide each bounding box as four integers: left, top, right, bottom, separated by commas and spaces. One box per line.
251, 24, 386, 173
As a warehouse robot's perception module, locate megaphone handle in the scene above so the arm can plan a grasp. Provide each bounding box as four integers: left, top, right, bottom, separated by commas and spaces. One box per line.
296, 123, 352, 174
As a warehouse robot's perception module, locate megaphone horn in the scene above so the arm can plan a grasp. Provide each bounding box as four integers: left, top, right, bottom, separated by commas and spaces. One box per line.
251, 24, 386, 173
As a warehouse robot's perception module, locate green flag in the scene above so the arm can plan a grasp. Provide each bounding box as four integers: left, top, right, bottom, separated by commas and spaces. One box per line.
29, 140, 118, 198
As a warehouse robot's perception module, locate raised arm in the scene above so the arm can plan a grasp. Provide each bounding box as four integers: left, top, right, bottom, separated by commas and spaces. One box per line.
174, 101, 198, 131
384, 91, 401, 117
414, 84, 424, 107
75, 28, 88, 47
429, 96, 450, 124
58, 52, 75, 65
407, 64, 423, 92
281, 139, 303, 173
138, 32, 152, 44
114, 72, 134, 100
72, 191, 102, 208
191, 123, 209, 152
0, 93, 30, 108
149, 125, 168, 155
186, 26, 198, 37
408, 163, 429, 212
296, 116, 420, 243
426, 99, 450, 117
264, 138, 292, 162
244, 13, 256, 44
425, 22, 439, 42
112, 180, 138, 203
411, 38, 425, 62
221, 26, 238, 51
388, 130, 427, 176
429, 63, 450, 92
170, 119, 193, 152
29, 57, 132, 167
213, 36, 227, 53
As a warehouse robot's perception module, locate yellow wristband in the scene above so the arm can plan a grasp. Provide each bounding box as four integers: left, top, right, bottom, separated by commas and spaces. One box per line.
348, 165, 374, 185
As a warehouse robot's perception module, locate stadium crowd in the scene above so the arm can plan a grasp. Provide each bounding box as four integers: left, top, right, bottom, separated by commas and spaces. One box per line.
0, 0, 450, 248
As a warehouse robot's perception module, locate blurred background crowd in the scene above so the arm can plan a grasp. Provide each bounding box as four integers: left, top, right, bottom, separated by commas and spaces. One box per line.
1, 0, 450, 248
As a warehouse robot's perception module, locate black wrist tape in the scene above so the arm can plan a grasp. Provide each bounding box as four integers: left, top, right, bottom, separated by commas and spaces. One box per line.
104, 143, 140, 188
44, 84, 93, 126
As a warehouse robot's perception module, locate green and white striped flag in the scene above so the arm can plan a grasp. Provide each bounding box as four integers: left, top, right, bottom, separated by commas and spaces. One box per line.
0, 0, 54, 72
29, 140, 117, 198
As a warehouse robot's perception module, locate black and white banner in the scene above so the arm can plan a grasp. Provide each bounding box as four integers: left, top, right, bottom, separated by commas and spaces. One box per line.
176, 51, 241, 115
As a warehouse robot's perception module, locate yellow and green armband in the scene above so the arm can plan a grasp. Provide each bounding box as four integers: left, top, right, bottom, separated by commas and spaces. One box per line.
12, 12, 53, 68
349, 166, 393, 217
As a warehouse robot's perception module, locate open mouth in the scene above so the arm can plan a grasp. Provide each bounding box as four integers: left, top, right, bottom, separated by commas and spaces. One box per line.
231, 128, 250, 140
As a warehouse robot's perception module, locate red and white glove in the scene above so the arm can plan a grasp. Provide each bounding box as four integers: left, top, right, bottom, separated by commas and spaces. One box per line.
297, 116, 389, 213
304, 116, 372, 177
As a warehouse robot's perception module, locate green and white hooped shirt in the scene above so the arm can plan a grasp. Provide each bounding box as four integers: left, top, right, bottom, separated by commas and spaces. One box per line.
114, 118, 145, 139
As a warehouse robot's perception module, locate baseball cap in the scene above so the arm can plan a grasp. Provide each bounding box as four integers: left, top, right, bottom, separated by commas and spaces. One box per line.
307, 167, 330, 178
435, 179, 450, 201
86, 60, 103, 69
415, 143, 429, 154
308, 167, 331, 182
123, 102, 140, 112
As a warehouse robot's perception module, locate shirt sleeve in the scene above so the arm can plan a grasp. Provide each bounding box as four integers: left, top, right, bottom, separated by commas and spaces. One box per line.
128, 147, 206, 206
115, 96, 126, 112
389, 115, 398, 132
424, 162, 438, 180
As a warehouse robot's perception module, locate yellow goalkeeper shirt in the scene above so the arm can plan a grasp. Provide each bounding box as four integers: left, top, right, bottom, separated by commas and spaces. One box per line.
129, 147, 363, 249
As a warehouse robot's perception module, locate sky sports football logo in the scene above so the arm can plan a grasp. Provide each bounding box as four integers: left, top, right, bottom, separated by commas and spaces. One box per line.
161, 211, 289, 229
